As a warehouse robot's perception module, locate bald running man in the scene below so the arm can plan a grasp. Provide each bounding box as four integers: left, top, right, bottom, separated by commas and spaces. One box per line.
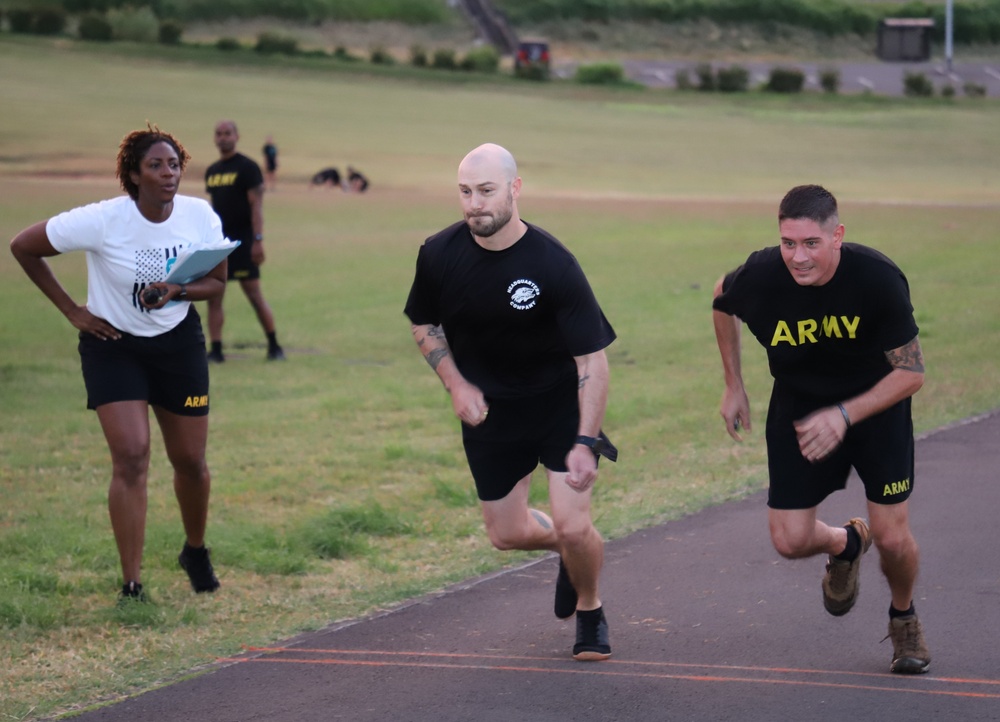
404, 143, 618, 660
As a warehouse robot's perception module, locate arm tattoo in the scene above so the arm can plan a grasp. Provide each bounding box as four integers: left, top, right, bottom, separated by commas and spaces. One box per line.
886, 336, 925, 373
578, 372, 590, 390
427, 325, 445, 338
425, 348, 449, 370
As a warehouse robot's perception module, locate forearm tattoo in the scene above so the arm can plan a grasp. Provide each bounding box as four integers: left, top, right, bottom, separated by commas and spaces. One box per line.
425, 348, 448, 370
578, 372, 590, 390
417, 325, 449, 370
886, 336, 925, 373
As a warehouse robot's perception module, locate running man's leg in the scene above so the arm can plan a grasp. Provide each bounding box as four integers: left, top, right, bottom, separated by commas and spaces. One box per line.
480, 474, 559, 552
768, 506, 848, 559
867, 499, 919, 611
547, 469, 603, 612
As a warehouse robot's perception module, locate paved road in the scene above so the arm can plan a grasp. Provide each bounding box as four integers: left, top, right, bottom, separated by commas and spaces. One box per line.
73, 411, 1000, 721
557, 58, 1000, 96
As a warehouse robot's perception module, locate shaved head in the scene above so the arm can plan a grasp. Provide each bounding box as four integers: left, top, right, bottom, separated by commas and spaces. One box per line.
458, 143, 518, 186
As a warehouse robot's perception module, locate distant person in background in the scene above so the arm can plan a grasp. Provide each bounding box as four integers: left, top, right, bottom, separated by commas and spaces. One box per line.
310, 167, 342, 188
347, 166, 369, 193
712, 184, 930, 674
262, 135, 278, 192
9, 124, 224, 604
205, 120, 285, 362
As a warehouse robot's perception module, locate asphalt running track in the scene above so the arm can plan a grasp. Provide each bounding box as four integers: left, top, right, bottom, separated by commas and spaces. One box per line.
73, 411, 1000, 722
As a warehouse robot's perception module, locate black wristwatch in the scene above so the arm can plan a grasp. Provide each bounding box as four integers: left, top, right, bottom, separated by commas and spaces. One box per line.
575, 433, 619, 462
178, 284, 187, 299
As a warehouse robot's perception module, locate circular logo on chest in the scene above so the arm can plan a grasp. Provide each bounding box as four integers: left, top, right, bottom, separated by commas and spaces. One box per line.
507, 279, 541, 310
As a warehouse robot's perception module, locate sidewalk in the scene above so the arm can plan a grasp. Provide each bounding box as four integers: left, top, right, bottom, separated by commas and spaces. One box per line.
73, 411, 1000, 721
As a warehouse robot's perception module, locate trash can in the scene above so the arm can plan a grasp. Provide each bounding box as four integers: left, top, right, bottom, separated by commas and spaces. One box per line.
877, 18, 934, 62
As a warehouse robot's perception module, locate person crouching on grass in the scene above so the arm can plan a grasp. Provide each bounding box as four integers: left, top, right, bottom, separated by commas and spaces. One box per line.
10, 124, 225, 605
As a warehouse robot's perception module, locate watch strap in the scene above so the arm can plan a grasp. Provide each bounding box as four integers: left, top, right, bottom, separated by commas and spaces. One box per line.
575, 431, 619, 463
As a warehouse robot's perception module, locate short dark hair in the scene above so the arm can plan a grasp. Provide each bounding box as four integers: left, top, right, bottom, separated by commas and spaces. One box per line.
778, 185, 839, 226
116, 122, 190, 200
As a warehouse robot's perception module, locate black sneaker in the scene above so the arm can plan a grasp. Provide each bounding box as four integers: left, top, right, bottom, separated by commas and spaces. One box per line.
178, 543, 220, 593
573, 606, 611, 661
206, 350, 225, 364
266, 346, 286, 361
554, 557, 578, 619
117, 580, 148, 606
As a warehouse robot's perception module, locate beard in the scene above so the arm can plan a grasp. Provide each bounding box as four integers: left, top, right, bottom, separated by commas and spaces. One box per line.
466, 193, 513, 238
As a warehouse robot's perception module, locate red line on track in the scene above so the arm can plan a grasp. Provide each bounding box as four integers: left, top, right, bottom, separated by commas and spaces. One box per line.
216, 648, 999, 700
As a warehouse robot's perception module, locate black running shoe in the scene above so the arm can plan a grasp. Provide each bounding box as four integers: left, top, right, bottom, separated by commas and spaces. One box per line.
573, 606, 611, 661
206, 350, 225, 364
178, 543, 220, 593
554, 557, 578, 619
266, 346, 286, 361
117, 580, 148, 606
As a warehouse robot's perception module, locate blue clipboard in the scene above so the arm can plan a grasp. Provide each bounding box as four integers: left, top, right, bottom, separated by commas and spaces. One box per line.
165, 241, 240, 285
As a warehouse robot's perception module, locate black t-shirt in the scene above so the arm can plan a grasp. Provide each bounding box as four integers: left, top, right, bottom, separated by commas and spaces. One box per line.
404, 221, 616, 399
204, 153, 263, 242
713, 242, 918, 401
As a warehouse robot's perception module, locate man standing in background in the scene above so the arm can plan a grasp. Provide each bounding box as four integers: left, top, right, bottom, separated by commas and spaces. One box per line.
205, 120, 285, 362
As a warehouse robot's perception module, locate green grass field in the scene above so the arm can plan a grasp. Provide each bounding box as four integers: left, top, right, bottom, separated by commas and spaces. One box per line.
1, 36, 999, 719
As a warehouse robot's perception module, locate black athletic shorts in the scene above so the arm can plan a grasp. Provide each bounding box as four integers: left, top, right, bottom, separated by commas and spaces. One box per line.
226, 240, 260, 281
765, 385, 914, 510
462, 375, 580, 502
78, 306, 210, 416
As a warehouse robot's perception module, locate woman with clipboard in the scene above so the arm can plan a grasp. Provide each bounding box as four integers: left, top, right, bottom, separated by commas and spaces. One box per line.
10, 124, 228, 606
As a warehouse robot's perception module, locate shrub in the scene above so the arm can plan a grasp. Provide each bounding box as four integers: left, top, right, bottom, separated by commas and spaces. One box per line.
432, 48, 457, 70
963, 81, 987, 97
107, 5, 158, 43
716, 65, 749, 92
33, 7, 66, 35
695, 63, 716, 91
765, 67, 805, 93
216, 36, 242, 51
674, 67, 694, 91
819, 67, 840, 94
515, 64, 549, 81
575, 62, 625, 85
370, 46, 395, 65
8, 9, 34, 33
256, 32, 299, 55
77, 12, 112, 41
158, 19, 184, 45
332, 45, 361, 62
410, 45, 428, 67
940, 83, 956, 98
903, 71, 934, 97
462, 45, 500, 73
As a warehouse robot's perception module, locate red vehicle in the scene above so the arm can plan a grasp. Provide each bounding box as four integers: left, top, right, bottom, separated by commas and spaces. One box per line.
514, 40, 550, 79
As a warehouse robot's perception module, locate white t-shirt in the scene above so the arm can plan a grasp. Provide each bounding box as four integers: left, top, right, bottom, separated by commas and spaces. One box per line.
46, 195, 223, 337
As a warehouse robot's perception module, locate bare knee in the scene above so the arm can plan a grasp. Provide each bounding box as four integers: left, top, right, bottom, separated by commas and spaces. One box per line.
172, 455, 210, 485
872, 524, 917, 560
110, 443, 151, 488
552, 516, 595, 551
769, 523, 812, 559
485, 525, 520, 551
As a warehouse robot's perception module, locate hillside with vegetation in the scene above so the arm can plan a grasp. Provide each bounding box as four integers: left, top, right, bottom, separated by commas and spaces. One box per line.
3, 0, 1000, 56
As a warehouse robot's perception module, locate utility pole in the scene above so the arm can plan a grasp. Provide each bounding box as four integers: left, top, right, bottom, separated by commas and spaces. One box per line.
945, 0, 954, 72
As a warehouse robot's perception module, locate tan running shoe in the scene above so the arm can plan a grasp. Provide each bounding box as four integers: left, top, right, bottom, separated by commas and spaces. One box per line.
885, 614, 931, 674
821, 518, 873, 616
